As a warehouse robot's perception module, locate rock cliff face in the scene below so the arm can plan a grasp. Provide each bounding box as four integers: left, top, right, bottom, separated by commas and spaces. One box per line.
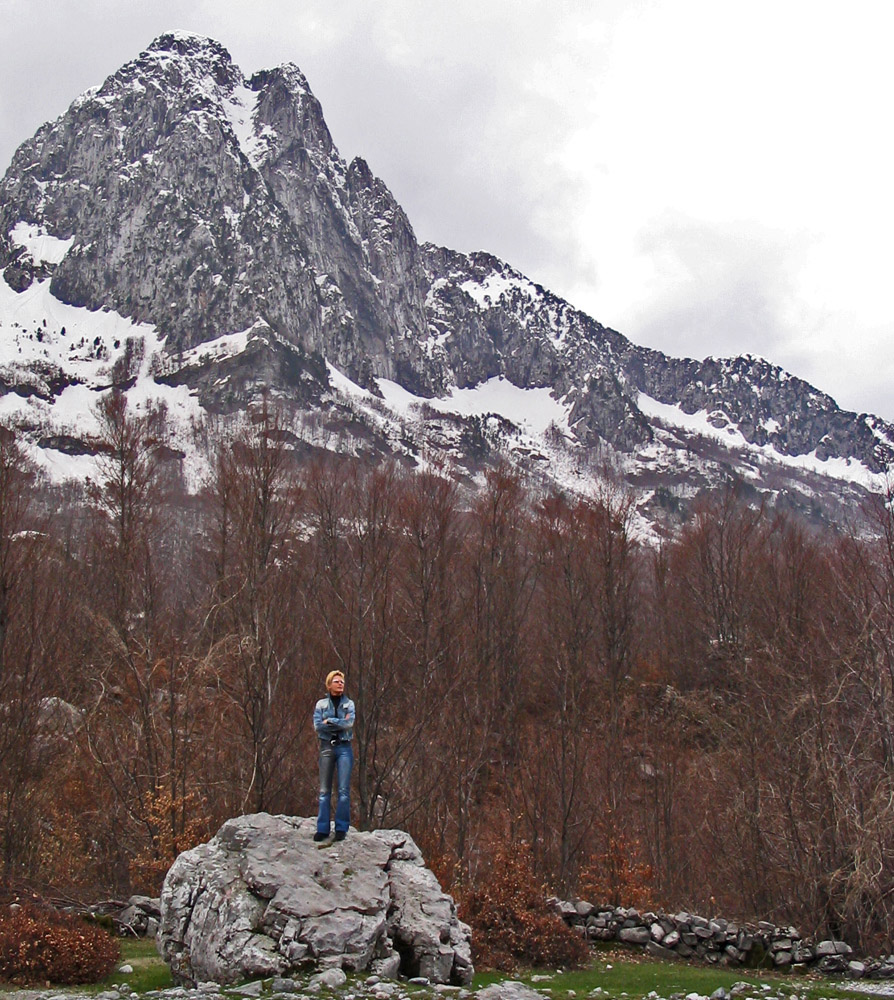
0, 32, 439, 386
0, 30, 892, 531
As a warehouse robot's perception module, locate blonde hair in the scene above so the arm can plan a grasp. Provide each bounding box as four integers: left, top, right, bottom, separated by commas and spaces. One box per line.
325, 670, 345, 689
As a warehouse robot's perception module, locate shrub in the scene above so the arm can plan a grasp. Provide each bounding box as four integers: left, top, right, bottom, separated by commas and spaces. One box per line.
578, 830, 654, 909
458, 841, 589, 971
129, 788, 209, 894
0, 902, 120, 985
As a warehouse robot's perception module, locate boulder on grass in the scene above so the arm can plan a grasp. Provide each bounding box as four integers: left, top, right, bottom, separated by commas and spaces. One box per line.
157, 813, 472, 986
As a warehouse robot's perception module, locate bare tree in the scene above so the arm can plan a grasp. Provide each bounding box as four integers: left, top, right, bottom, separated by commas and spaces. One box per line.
200, 401, 307, 814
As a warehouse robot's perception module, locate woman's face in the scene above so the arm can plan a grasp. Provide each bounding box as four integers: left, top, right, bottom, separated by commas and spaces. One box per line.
328, 674, 345, 696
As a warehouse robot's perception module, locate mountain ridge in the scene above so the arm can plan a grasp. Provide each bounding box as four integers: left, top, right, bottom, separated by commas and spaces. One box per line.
0, 30, 889, 534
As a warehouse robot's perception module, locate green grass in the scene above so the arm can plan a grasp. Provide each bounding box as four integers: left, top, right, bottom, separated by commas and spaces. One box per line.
112, 938, 173, 993
3, 938, 888, 999
471, 948, 887, 1000
93, 938, 173, 994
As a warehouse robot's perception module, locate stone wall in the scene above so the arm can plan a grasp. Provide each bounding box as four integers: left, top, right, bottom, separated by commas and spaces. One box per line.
551, 900, 894, 979
74, 896, 161, 938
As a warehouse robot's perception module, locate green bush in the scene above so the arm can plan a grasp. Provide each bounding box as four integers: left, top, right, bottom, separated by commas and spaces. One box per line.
0, 903, 120, 985
459, 841, 589, 971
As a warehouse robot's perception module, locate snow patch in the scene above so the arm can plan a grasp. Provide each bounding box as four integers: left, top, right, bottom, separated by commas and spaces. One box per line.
0, 279, 213, 487
221, 84, 276, 169
8, 222, 74, 265
460, 272, 537, 308
326, 364, 570, 441
326, 362, 368, 400
377, 375, 570, 437
638, 392, 884, 490
0, 278, 162, 383
177, 323, 257, 368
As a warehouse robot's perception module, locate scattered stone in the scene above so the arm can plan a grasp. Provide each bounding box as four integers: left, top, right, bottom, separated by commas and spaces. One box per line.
271, 978, 298, 992
118, 964, 135, 974
477, 984, 546, 1000
310, 968, 348, 990
232, 983, 265, 996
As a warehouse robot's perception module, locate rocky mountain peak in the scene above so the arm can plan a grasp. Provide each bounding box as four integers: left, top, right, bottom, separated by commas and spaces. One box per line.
123, 31, 246, 102
250, 65, 335, 166
147, 29, 230, 56
250, 61, 312, 98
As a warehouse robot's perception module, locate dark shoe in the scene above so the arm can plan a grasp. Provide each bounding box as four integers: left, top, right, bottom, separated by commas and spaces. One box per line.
313, 832, 329, 842
334, 831, 346, 841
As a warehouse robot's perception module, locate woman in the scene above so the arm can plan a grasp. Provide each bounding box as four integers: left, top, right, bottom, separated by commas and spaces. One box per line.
312, 670, 355, 842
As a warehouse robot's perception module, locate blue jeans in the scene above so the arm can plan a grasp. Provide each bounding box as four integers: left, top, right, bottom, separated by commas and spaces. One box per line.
317, 741, 353, 834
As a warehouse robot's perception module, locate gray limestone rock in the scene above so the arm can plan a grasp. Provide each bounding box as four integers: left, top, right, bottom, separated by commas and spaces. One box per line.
619, 926, 651, 945
645, 941, 678, 961
476, 984, 545, 1000
157, 813, 472, 987
371, 953, 402, 980
815, 940, 853, 957
309, 968, 348, 990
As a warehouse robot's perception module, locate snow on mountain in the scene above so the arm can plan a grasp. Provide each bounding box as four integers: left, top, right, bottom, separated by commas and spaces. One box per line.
221, 85, 275, 170
636, 392, 884, 491
0, 275, 209, 485
8, 223, 74, 266
378, 376, 570, 437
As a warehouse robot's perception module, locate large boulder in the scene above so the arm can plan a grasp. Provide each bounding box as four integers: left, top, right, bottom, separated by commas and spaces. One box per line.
157, 813, 472, 986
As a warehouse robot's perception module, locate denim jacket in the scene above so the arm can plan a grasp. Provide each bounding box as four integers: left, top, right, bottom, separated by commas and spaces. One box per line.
313, 694, 355, 743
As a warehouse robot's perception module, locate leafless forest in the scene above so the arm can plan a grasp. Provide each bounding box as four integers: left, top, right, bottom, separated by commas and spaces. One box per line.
3, 395, 894, 953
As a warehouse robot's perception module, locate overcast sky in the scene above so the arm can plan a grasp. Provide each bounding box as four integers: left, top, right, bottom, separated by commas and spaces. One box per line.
2, 0, 893, 419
